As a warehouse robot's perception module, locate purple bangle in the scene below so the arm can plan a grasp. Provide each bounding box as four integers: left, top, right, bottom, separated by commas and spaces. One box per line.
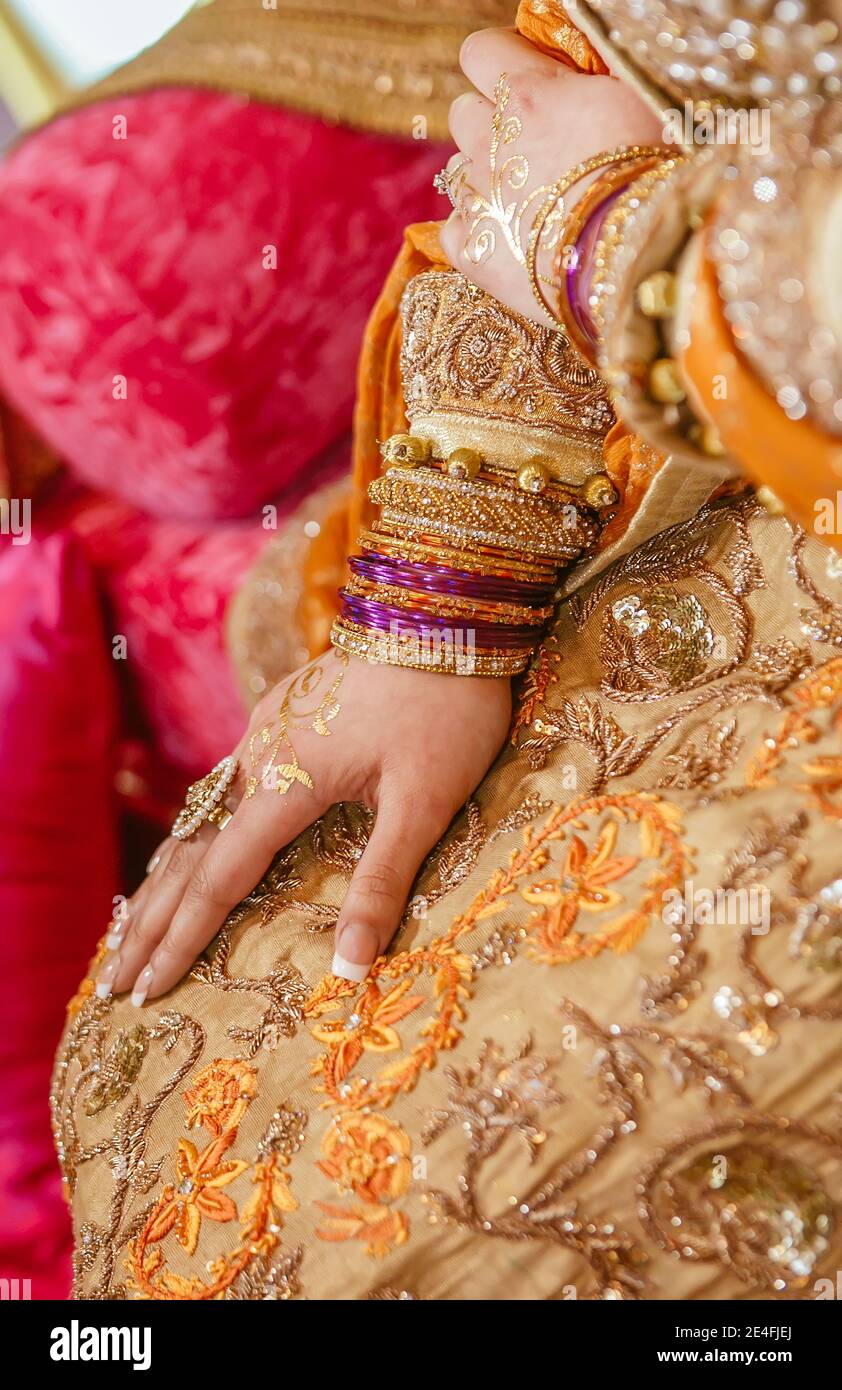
353, 552, 557, 605
566, 186, 623, 354
339, 593, 539, 649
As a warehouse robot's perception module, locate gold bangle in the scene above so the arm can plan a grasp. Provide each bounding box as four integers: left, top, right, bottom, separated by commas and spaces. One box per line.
358, 528, 560, 585
554, 154, 663, 364
331, 616, 534, 678
588, 156, 689, 360
369, 466, 596, 564
525, 144, 668, 327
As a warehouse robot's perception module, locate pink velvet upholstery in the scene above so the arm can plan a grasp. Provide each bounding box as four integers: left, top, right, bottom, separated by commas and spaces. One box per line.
44, 442, 348, 779
0, 533, 120, 1300
0, 91, 447, 520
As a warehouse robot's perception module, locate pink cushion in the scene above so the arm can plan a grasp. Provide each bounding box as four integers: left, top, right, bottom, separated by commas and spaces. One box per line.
0, 533, 120, 1299
0, 91, 447, 520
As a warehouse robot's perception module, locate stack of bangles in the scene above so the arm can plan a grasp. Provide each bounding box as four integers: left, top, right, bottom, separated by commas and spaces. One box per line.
330, 435, 617, 676
526, 143, 688, 366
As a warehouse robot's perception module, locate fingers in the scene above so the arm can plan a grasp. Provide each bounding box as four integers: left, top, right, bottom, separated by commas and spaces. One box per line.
131, 782, 330, 1003
459, 26, 564, 99
448, 89, 492, 151
104, 827, 219, 997
332, 781, 454, 982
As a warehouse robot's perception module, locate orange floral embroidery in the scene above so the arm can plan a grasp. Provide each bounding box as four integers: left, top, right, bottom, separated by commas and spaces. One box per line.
306, 791, 689, 1252
309, 978, 425, 1082
799, 753, 842, 820
318, 1113, 411, 1205
315, 1201, 409, 1258
126, 1056, 303, 1299
315, 1112, 412, 1257
183, 1058, 258, 1136
746, 656, 842, 802
145, 1130, 248, 1257
306, 945, 472, 1110
519, 801, 686, 964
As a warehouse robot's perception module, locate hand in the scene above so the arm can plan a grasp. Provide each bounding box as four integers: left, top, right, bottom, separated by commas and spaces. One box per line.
100, 651, 511, 1003
439, 27, 664, 325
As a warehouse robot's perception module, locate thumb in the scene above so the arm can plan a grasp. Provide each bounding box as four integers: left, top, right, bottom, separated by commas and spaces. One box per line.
332, 784, 450, 982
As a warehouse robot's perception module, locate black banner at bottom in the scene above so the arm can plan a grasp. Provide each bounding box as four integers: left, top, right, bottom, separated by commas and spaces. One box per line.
0, 1294, 834, 1376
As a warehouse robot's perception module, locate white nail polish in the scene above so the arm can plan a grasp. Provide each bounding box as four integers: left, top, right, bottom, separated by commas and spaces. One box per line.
106, 930, 124, 950
331, 951, 370, 983
96, 954, 120, 999
131, 964, 154, 1008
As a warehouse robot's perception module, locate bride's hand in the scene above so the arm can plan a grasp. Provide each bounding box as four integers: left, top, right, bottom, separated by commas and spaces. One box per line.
439, 27, 664, 325
101, 652, 511, 1003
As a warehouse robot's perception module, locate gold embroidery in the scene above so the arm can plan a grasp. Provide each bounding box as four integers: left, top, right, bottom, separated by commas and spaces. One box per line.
400, 270, 614, 481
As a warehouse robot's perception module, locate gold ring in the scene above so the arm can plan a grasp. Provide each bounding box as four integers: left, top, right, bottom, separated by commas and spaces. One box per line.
172, 755, 239, 841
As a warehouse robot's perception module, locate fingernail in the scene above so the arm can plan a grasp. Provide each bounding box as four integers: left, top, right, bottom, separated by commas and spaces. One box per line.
332, 924, 380, 982
146, 850, 162, 874
96, 953, 121, 1000
131, 964, 154, 1008
106, 923, 126, 950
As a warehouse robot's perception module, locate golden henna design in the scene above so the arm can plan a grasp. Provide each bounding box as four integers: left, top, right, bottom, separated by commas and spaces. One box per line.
246, 651, 348, 799
456, 74, 567, 290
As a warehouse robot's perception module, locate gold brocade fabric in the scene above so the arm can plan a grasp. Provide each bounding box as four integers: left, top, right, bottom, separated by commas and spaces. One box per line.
55, 498, 842, 1300
77, 0, 519, 142
401, 269, 614, 482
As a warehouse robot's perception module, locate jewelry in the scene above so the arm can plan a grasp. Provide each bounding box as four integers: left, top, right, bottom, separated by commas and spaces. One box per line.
525, 144, 668, 326
172, 755, 238, 841
330, 616, 534, 677
246, 652, 347, 798
433, 155, 471, 210
554, 155, 663, 363
587, 156, 689, 359
369, 465, 597, 563
358, 528, 559, 584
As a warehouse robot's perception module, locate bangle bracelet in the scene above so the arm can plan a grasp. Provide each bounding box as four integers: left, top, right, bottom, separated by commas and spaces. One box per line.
525, 145, 667, 327
555, 156, 663, 364
331, 615, 536, 678
334, 432, 611, 678
587, 155, 689, 361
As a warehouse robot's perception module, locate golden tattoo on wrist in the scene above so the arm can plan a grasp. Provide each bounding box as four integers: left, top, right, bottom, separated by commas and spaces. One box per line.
246, 651, 348, 798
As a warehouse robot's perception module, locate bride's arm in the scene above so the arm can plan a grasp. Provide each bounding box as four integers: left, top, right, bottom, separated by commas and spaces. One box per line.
99, 265, 620, 1004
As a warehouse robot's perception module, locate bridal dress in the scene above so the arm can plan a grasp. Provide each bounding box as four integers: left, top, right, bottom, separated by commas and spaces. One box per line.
52, 2, 842, 1300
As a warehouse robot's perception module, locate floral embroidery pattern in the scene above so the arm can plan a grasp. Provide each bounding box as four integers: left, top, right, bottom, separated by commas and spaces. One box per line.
52, 501, 842, 1299
127, 1060, 304, 1300
315, 1113, 411, 1257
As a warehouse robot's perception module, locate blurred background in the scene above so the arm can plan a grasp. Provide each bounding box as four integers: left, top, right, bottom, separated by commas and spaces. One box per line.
0, 0, 197, 139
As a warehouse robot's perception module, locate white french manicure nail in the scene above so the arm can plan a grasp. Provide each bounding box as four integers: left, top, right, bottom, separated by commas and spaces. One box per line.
131, 964, 154, 1008
332, 924, 380, 982
106, 927, 124, 950
96, 954, 121, 1000
331, 952, 370, 983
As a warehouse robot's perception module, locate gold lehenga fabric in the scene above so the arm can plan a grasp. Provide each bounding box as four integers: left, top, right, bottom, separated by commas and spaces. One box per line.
54, 497, 842, 1300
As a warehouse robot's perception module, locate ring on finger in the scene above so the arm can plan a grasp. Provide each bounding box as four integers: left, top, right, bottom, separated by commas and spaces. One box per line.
172, 755, 240, 841
433, 154, 472, 209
